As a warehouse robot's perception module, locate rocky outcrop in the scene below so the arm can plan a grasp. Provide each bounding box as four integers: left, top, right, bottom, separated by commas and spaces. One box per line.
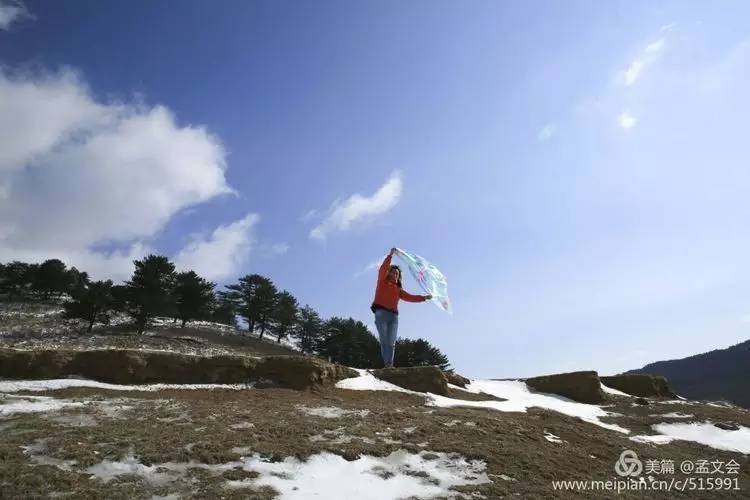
525, 370, 605, 404
444, 371, 471, 388
601, 374, 677, 398
372, 366, 449, 395
0, 348, 354, 389
255, 356, 357, 390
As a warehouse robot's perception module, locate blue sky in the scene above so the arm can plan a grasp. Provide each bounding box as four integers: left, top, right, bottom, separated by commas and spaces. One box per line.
2, 1, 750, 378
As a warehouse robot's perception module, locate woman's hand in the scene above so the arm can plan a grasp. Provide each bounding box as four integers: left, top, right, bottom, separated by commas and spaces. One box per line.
390, 247, 397, 255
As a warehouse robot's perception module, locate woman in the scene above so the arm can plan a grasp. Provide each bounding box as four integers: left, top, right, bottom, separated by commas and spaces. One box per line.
371, 247, 432, 368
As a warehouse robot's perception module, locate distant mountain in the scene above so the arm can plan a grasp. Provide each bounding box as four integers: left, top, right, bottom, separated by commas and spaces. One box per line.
626, 339, 750, 408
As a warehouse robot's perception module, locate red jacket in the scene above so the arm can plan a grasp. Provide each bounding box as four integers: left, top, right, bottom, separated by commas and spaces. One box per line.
371, 254, 426, 314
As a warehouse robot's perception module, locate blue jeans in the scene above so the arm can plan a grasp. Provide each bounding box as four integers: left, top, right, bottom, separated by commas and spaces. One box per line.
374, 308, 399, 368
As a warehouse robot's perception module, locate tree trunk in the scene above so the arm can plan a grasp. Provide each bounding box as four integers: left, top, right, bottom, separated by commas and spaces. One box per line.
181, 318, 186, 328
137, 313, 147, 334
87, 319, 94, 333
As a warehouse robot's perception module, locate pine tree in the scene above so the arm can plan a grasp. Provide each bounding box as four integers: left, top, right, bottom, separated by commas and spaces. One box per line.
124, 255, 176, 334
210, 294, 237, 326
173, 271, 215, 327
317, 317, 381, 368
1, 261, 34, 301
295, 305, 325, 354
32, 259, 69, 300
270, 290, 298, 343
394, 338, 451, 370
222, 274, 277, 338
64, 280, 114, 332
66, 267, 90, 295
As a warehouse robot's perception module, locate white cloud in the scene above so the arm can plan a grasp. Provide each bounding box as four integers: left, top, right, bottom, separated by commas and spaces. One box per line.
354, 259, 383, 278
299, 209, 320, 222
174, 214, 259, 282
0, 67, 233, 279
0, 1, 29, 31
0, 242, 153, 282
310, 171, 403, 241
537, 123, 557, 141
617, 111, 637, 129
623, 38, 665, 86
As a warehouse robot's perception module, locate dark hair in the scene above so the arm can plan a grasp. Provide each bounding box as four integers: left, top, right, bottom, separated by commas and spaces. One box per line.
389, 265, 403, 288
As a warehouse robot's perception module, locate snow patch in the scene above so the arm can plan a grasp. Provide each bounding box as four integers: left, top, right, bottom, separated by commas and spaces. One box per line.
21, 439, 78, 471
429, 380, 630, 434
335, 373, 631, 434
600, 383, 633, 397
0, 395, 84, 416
227, 450, 491, 499
334, 369, 416, 393
0, 379, 253, 393
649, 412, 693, 419
230, 422, 255, 430
296, 405, 370, 419
631, 422, 750, 453
544, 431, 563, 443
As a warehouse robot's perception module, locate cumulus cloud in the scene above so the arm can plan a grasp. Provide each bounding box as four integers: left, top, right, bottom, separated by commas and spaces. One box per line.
309, 171, 402, 241
174, 214, 259, 282
0, 67, 233, 278
623, 38, 665, 86
0, 1, 30, 30
537, 123, 557, 141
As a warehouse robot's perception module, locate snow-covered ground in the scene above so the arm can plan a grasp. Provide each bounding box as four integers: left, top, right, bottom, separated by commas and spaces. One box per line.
335, 371, 630, 434
20, 435, 491, 499
0, 379, 253, 394
631, 422, 750, 453
0, 394, 84, 416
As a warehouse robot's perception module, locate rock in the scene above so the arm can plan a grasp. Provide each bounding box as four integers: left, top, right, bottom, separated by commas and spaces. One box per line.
714, 422, 740, 431
371, 366, 449, 395
634, 397, 649, 406
444, 371, 470, 388
255, 356, 357, 390
525, 371, 605, 404
600, 374, 677, 398
0, 348, 353, 390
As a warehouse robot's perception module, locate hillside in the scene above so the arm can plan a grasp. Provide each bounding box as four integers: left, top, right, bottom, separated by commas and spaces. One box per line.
626, 340, 750, 409
1, 304, 749, 498
0, 301, 300, 358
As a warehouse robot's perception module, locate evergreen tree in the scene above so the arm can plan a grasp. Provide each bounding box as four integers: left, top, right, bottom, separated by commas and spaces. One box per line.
173, 271, 215, 327
124, 255, 176, 333
270, 290, 298, 343
64, 280, 114, 332
66, 267, 90, 295
295, 305, 325, 354
110, 284, 130, 312
1, 261, 34, 301
210, 294, 237, 326
253, 279, 277, 339
317, 317, 381, 368
32, 259, 69, 300
222, 274, 277, 338
394, 338, 451, 370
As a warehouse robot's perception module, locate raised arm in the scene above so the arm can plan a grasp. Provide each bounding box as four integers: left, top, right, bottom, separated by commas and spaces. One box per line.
399, 289, 428, 303
377, 248, 396, 283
